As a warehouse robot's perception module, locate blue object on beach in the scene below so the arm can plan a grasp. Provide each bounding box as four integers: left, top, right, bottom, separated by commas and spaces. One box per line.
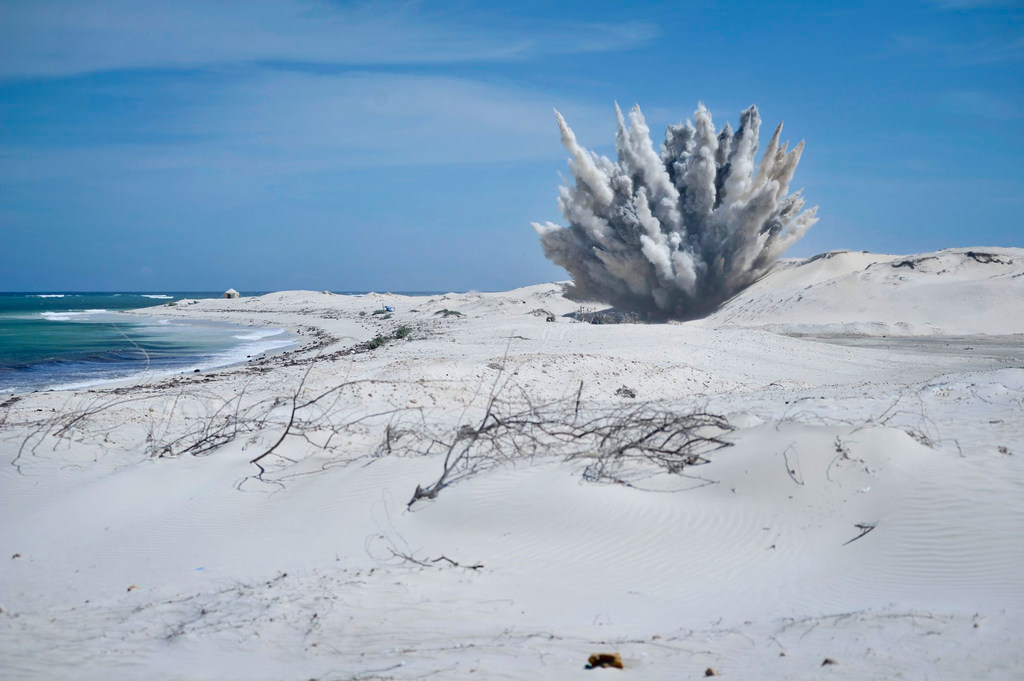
384, 305, 394, 312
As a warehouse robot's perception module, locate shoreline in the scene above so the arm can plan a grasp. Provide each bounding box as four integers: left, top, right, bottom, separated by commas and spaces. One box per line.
2, 253, 1023, 679
1, 310, 298, 396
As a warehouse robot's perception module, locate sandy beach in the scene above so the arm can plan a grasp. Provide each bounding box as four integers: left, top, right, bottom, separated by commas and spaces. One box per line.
2, 247, 1023, 680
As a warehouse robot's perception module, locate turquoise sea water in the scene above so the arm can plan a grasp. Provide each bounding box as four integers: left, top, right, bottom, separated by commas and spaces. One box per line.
0, 292, 293, 393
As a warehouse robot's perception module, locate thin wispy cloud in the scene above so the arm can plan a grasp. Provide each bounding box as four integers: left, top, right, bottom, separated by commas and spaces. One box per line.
203, 72, 610, 163
0, 0, 658, 79
883, 32, 1024, 65
0, 71, 614, 184
0, 1, 646, 177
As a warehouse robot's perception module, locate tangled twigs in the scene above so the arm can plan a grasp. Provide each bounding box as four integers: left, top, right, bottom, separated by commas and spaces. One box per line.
5, 356, 413, 484
400, 394, 733, 507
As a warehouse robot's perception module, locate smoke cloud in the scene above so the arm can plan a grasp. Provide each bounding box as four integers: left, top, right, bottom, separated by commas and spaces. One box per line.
533, 103, 818, 319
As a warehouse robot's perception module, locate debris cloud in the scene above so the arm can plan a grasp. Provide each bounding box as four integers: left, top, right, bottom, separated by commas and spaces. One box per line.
533, 102, 818, 319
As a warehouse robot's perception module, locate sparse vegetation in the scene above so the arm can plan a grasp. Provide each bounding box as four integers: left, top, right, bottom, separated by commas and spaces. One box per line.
394, 325, 412, 339
389, 378, 732, 507
434, 309, 464, 318
4, 363, 416, 488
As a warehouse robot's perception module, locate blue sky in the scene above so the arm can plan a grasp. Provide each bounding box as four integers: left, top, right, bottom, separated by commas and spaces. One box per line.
1, 0, 1021, 292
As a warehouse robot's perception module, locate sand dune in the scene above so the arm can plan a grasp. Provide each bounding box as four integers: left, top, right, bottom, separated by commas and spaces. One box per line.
2, 248, 1022, 679
707, 247, 1024, 335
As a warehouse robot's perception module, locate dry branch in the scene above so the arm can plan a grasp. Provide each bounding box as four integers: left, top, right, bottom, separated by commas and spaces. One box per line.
395, 391, 733, 507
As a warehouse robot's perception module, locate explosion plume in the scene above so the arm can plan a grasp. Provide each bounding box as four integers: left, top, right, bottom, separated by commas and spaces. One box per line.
533, 103, 818, 319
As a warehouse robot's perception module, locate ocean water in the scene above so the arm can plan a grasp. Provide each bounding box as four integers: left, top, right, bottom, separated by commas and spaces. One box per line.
0, 293, 294, 393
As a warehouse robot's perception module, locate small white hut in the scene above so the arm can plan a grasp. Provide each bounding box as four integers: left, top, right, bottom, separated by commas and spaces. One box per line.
223, 288, 240, 299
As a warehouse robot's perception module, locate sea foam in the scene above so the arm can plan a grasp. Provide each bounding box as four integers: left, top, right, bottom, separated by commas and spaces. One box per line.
233, 329, 286, 341
40, 309, 108, 321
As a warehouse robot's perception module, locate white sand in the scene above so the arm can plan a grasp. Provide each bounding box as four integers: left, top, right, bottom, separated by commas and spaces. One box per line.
2, 247, 1022, 679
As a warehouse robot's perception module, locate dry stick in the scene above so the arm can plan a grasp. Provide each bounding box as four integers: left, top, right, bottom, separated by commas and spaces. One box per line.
407, 338, 516, 507
248, 360, 316, 479
782, 444, 804, 485
431, 555, 484, 570
407, 425, 468, 505
573, 379, 584, 425
842, 522, 877, 546
385, 548, 483, 571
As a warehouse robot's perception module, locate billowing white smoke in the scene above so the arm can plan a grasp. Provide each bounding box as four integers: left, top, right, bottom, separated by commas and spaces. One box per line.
533, 103, 818, 319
